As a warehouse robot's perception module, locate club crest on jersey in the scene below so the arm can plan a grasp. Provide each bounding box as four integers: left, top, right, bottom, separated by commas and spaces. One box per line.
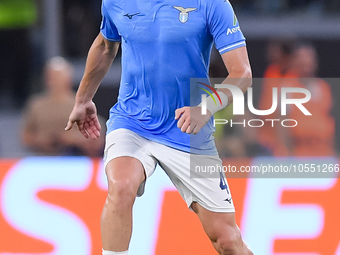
173, 6, 197, 23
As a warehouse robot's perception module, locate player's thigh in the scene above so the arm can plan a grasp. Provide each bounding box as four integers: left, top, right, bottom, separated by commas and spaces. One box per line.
103, 129, 157, 197
192, 202, 242, 244
105, 156, 146, 193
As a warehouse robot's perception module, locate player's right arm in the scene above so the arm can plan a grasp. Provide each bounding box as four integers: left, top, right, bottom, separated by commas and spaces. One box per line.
65, 33, 120, 139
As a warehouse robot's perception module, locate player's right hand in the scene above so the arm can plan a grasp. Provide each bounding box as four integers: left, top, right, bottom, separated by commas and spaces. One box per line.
65, 100, 101, 139
175, 106, 212, 135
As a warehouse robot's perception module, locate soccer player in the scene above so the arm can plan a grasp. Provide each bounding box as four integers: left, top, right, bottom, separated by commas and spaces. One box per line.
66, 0, 253, 254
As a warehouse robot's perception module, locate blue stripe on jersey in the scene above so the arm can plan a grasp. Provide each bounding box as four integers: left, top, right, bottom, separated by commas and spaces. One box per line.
101, 0, 246, 155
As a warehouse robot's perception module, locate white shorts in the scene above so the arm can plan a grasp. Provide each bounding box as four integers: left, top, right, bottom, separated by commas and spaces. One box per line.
103, 128, 234, 213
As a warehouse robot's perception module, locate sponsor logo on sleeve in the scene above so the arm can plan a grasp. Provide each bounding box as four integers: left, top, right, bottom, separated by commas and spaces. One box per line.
226, 13, 240, 35
226, 26, 241, 36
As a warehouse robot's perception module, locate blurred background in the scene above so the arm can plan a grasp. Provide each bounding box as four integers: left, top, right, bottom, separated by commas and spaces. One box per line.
0, 1, 340, 255
0, 0, 340, 157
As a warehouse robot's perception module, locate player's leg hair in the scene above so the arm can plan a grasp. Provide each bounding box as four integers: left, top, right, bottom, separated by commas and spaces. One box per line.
191, 202, 253, 255
101, 156, 146, 252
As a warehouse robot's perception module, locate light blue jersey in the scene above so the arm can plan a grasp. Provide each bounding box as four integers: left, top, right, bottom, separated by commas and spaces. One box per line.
101, 0, 246, 155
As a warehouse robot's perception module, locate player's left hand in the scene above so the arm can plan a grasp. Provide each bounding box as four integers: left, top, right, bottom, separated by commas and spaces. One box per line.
175, 106, 212, 135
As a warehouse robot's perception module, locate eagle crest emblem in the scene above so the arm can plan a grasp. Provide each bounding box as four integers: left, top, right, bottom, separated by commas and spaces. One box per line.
173, 6, 197, 23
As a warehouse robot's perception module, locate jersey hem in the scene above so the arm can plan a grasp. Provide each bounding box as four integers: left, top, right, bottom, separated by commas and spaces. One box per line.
101, 31, 121, 42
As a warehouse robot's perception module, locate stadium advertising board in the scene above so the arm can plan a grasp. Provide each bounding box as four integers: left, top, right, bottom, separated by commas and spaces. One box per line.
0, 157, 339, 255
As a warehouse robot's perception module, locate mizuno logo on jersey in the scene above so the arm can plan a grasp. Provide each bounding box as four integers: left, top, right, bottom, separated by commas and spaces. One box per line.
173, 6, 197, 23
123, 12, 140, 19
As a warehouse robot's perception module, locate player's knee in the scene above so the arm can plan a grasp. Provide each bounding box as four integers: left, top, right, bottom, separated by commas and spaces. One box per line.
106, 178, 138, 210
213, 226, 245, 255
246, 249, 254, 255
216, 234, 253, 255
216, 235, 239, 255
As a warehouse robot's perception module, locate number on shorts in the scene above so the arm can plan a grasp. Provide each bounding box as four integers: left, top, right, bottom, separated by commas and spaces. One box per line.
219, 171, 229, 194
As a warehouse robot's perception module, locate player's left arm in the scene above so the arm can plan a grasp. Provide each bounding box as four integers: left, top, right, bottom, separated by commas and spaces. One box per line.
218, 46, 252, 101
175, 46, 252, 134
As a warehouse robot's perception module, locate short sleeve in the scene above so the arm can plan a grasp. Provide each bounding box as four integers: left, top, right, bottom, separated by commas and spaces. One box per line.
100, 3, 121, 41
207, 0, 246, 55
